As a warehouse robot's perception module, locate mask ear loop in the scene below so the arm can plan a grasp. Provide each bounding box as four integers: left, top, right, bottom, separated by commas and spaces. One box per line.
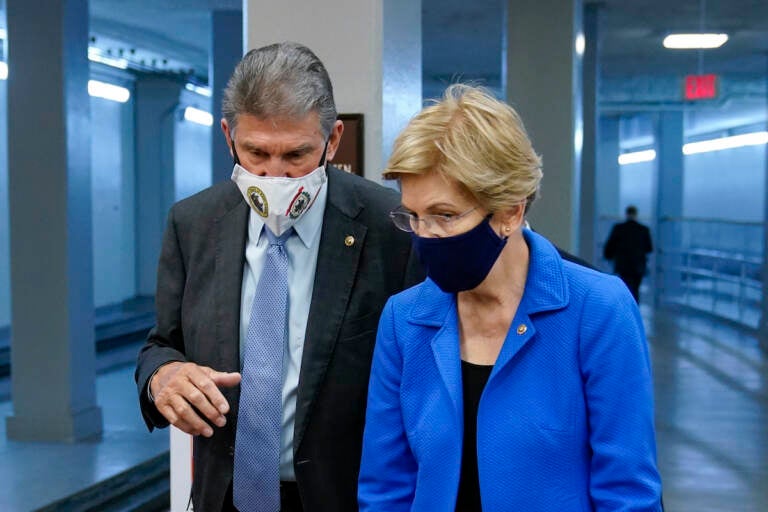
317, 137, 330, 167
230, 139, 241, 166
483, 213, 510, 242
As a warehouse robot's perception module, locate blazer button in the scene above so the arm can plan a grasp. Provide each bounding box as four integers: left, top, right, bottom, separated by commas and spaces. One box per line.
228, 445, 235, 456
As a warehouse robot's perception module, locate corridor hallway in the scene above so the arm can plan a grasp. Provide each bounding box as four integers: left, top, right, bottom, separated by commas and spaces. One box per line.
646, 305, 768, 511
0, 305, 766, 511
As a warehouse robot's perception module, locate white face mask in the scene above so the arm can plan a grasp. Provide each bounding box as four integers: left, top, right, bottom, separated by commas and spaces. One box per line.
231, 163, 327, 236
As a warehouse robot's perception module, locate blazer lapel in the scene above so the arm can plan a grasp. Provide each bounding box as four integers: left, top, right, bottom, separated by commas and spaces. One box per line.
410, 281, 463, 419
214, 183, 249, 373
491, 312, 535, 379
430, 308, 463, 418
490, 229, 569, 381
294, 169, 366, 451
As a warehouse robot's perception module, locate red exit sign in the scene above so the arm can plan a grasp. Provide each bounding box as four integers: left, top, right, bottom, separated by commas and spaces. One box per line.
684, 74, 718, 100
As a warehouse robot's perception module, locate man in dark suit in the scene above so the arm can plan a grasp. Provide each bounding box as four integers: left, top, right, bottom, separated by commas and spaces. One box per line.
135, 42, 420, 512
603, 205, 653, 302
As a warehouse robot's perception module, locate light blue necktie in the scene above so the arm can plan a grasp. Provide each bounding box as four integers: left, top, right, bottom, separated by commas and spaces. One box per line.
234, 226, 292, 512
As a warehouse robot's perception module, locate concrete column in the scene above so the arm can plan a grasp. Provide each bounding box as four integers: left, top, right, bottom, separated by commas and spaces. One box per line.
243, 0, 422, 181
5, 0, 102, 441
579, 3, 600, 264
134, 76, 182, 296
381, 0, 422, 165
210, 9, 243, 184
506, 0, 583, 252
655, 111, 685, 304
597, 116, 621, 217
0, 73, 9, 329
760, 61, 768, 351
596, 115, 621, 268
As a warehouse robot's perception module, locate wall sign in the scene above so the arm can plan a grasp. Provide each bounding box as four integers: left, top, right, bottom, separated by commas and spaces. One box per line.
331, 114, 364, 176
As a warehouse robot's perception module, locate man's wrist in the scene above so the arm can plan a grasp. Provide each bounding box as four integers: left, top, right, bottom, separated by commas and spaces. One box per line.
147, 367, 161, 403
147, 361, 178, 403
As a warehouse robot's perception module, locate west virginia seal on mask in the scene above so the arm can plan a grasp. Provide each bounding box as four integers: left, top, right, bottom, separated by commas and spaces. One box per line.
231, 163, 327, 236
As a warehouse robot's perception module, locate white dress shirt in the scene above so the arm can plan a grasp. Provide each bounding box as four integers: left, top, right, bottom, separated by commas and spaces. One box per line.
239, 182, 327, 481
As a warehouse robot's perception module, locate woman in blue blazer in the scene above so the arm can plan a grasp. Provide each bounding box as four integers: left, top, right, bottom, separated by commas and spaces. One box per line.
358, 85, 662, 511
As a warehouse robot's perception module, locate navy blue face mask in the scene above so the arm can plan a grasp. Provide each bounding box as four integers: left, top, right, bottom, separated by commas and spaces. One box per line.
411, 215, 507, 293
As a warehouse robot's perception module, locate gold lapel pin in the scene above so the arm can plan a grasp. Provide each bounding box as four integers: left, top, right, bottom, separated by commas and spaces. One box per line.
516, 324, 528, 335
344, 235, 355, 247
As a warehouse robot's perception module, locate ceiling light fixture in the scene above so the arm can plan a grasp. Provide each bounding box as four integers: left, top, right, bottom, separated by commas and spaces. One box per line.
575, 33, 586, 56
88, 80, 130, 103
184, 106, 213, 127
663, 33, 728, 49
618, 149, 657, 165
185, 83, 212, 97
683, 131, 768, 155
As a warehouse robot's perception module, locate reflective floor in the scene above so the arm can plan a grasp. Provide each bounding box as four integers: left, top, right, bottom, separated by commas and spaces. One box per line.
647, 305, 768, 511
0, 363, 168, 511
0, 304, 766, 511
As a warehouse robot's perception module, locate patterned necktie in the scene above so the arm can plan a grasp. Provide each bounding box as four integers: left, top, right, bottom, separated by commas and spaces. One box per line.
234, 226, 293, 512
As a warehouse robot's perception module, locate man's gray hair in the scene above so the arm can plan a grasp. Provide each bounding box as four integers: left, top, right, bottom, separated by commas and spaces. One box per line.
222, 42, 337, 138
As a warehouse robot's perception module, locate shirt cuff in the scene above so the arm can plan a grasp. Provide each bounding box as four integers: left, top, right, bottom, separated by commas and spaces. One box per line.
147, 367, 162, 403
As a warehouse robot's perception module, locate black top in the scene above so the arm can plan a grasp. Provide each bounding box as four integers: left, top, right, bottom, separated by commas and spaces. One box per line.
456, 360, 494, 512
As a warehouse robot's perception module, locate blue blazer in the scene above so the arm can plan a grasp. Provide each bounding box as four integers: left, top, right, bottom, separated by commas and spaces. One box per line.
359, 229, 662, 511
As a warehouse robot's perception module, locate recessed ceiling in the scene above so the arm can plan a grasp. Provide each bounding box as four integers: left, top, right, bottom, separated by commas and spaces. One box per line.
423, 0, 768, 88
6, 0, 766, 94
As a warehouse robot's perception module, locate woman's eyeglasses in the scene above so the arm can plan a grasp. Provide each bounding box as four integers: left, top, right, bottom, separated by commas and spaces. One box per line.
388, 206, 477, 233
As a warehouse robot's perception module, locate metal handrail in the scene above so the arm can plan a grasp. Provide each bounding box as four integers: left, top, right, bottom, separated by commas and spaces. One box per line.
653, 218, 765, 329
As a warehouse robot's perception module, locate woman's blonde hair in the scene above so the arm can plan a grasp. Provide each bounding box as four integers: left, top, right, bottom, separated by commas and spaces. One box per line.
384, 84, 543, 213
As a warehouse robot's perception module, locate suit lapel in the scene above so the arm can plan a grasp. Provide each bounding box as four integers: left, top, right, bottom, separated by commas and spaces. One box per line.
294, 168, 366, 452
214, 184, 249, 373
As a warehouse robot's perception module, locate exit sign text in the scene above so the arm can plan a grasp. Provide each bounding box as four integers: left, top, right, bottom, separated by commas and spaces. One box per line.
685, 74, 718, 100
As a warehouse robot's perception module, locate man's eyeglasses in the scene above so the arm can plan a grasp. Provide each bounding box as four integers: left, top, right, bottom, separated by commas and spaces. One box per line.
388, 206, 478, 234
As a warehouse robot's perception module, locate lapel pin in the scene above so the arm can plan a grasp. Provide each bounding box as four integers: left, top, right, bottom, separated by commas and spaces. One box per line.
344, 235, 355, 247
516, 324, 528, 335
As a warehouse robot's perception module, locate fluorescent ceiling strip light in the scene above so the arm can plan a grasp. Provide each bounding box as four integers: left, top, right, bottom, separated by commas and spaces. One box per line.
683, 131, 768, 155
618, 149, 656, 165
88, 80, 130, 103
184, 106, 213, 126
575, 33, 586, 56
663, 33, 728, 49
185, 83, 212, 97
0, 62, 7, 80
88, 47, 128, 69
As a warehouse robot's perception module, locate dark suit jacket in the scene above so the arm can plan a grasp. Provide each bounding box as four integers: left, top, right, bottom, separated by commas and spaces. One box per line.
135, 166, 422, 511
603, 219, 653, 276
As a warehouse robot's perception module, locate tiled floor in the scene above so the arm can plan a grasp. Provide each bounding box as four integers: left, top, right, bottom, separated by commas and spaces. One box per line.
0, 304, 766, 511
647, 305, 768, 511
0, 364, 168, 511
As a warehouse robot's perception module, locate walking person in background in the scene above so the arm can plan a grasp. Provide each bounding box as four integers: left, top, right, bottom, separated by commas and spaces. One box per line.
603, 205, 654, 303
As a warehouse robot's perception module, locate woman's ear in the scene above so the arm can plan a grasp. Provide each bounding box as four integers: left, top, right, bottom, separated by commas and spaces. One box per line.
499, 202, 526, 232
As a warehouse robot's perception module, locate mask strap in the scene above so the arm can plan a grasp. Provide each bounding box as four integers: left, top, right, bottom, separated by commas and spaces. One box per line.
485, 213, 510, 241
317, 137, 330, 167
230, 139, 241, 166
